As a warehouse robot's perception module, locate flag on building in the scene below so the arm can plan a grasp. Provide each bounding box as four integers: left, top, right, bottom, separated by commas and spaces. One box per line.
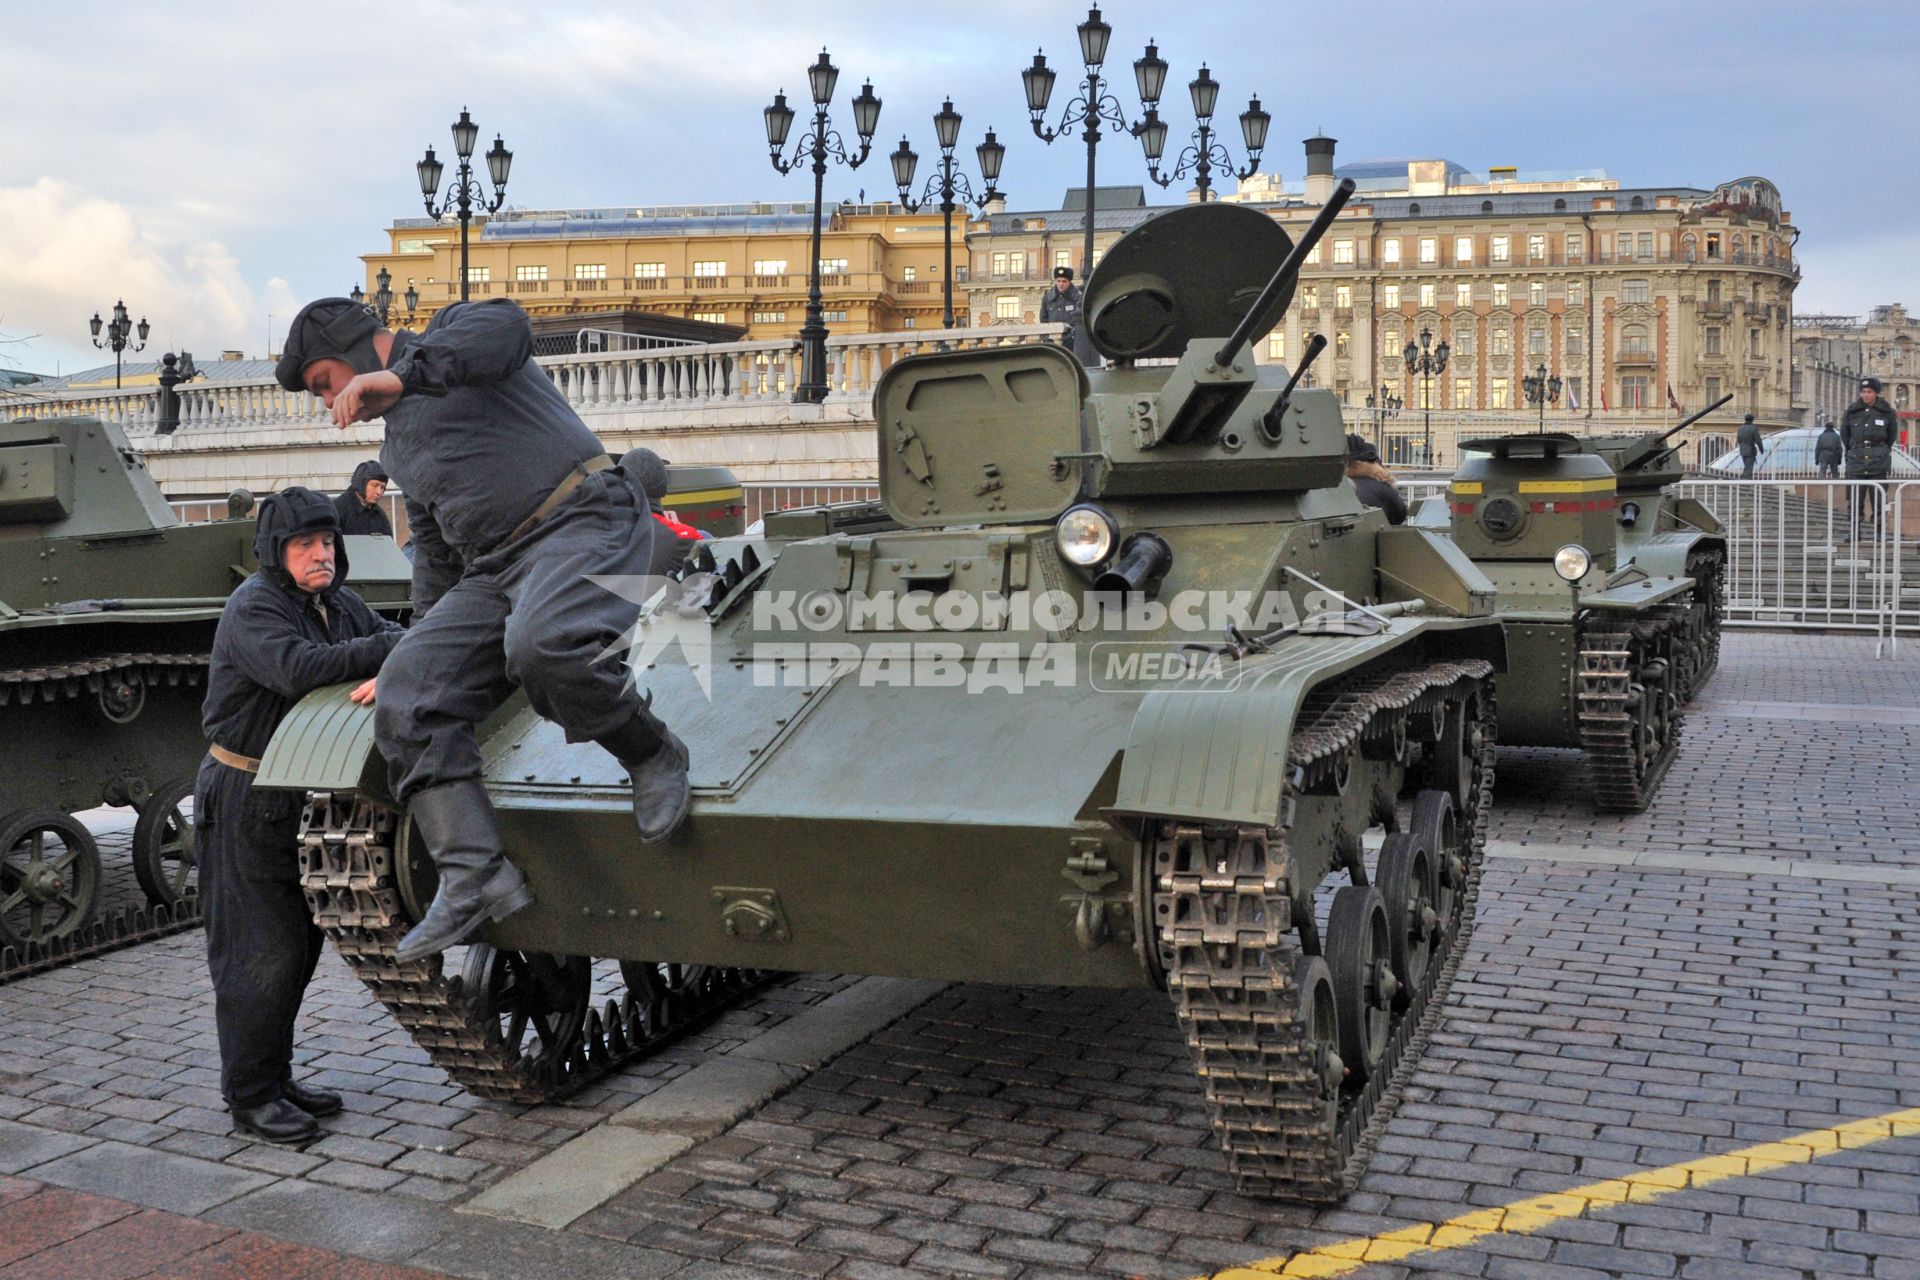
1565, 380, 1580, 411
1600, 386, 1609, 411
1667, 383, 1683, 412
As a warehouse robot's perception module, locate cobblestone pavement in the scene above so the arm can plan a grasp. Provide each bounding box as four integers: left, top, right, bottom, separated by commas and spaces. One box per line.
0, 632, 1914, 1279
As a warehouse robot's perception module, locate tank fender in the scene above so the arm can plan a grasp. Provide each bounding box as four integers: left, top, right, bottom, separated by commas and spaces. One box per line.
256, 683, 391, 801
1631, 528, 1723, 580
1376, 526, 1497, 618
1673, 496, 1723, 537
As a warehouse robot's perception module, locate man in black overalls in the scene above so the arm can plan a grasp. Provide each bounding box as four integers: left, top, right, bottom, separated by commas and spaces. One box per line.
199, 488, 403, 1142
275, 297, 689, 965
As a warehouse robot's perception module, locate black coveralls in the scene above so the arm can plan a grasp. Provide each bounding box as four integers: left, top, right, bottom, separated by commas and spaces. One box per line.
198, 573, 401, 1109
333, 461, 393, 537
1815, 427, 1843, 479
371, 300, 656, 800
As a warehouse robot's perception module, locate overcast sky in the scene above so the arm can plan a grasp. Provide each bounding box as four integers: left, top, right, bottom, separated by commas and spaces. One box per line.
2, 0, 1911, 376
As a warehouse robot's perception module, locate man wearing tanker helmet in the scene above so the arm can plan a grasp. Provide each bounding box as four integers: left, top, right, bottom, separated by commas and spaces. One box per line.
275, 295, 690, 965
199, 488, 403, 1142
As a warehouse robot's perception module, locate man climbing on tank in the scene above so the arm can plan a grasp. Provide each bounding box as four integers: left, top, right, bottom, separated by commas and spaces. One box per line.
1345, 434, 1407, 525
276, 295, 690, 965
332, 460, 393, 538
199, 488, 403, 1142
619, 446, 708, 578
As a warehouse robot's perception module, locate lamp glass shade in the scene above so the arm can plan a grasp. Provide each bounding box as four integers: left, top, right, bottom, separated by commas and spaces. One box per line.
1022, 53, 1056, 114
890, 138, 918, 192
1189, 66, 1219, 120
850, 81, 881, 141
1133, 42, 1168, 105
136, 317, 149, 342
486, 136, 512, 188
451, 108, 479, 159
89, 312, 103, 338
350, 284, 364, 302
376, 266, 392, 292
976, 129, 1005, 184
417, 147, 444, 198
1434, 339, 1450, 370
764, 93, 795, 149
807, 50, 839, 105
933, 99, 961, 151
113, 300, 129, 326
1139, 112, 1168, 162
1077, 6, 1111, 67
1240, 97, 1270, 153
405, 285, 419, 309
1403, 340, 1419, 369
1419, 326, 1432, 349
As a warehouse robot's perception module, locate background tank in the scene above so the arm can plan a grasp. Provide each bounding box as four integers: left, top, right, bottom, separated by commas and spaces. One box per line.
0, 416, 411, 958
661, 464, 745, 537
263, 187, 1509, 1202
1419, 402, 1729, 812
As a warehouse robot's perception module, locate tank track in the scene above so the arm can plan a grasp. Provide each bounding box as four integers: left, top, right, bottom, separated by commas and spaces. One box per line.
1576, 610, 1684, 813
0, 897, 202, 986
0, 653, 209, 708
1680, 544, 1726, 699
1153, 658, 1496, 1202
296, 791, 774, 1104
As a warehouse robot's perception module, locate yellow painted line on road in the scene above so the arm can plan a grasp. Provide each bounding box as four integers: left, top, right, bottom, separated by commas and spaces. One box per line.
1202, 1106, 1920, 1279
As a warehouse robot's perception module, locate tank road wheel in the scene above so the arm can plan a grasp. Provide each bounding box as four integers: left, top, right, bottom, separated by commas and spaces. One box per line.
0, 812, 101, 951
93, 669, 146, 724
1410, 790, 1464, 934
619, 961, 715, 1035
1294, 955, 1343, 1122
132, 776, 198, 909
1683, 546, 1726, 698
461, 945, 592, 1068
1374, 833, 1437, 1007
1326, 885, 1394, 1088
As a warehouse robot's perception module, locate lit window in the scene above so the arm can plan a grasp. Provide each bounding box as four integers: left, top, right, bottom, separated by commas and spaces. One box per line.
751, 310, 787, 323
1492, 283, 1510, 308
1491, 377, 1510, 408
1456, 283, 1473, 307
1527, 234, 1546, 261
1529, 329, 1547, 357
1566, 233, 1585, 262
1454, 236, 1472, 264
1332, 239, 1355, 265
1267, 332, 1287, 360
1568, 282, 1585, 307
902, 317, 917, 328
1566, 322, 1584, 354
1418, 238, 1438, 265
1419, 284, 1436, 308
751, 259, 789, 275
634, 262, 666, 278
1623, 279, 1650, 304
1454, 376, 1472, 406
1335, 330, 1351, 356
818, 258, 849, 275
995, 295, 1020, 319
574, 263, 607, 280
1452, 329, 1474, 357
902, 266, 916, 282
1306, 244, 1321, 265
692, 310, 727, 323
464, 266, 490, 283
692, 260, 727, 278
1054, 249, 1071, 269
1302, 285, 1319, 310
992, 252, 1008, 276
1491, 328, 1510, 356
1335, 284, 1352, 309
1491, 236, 1510, 264
821, 309, 848, 322
1382, 240, 1401, 265
1383, 284, 1401, 309
515, 265, 548, 281
1528, 281, 1545, 307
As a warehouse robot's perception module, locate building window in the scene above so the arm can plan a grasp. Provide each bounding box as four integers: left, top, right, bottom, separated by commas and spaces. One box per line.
818, 257, 849, 275
1267, 332, 1286, 360
1706, 327, 1722, 355
821, 309, 848, 322
751, 310, 787, 323
991, 252, 1008, 276
574, 263, 607, 280
1452, 329, 1474, 357
1454, 236, 1473, 265
751, 258, 789, 275
1623, 279, 1650, 304
1491, 328, 1510, 357
1705, 375, 1722, 402
1491, 235, 1510, 264
1706, 233, 1722, 261
902, 317, 917, 328
1335, 330, 1351, 356
1306, 244, 1321, 265
1055, 249, 1071, 269
1637, 231, 1654, 259
1492, 283, 1510, 308
1333, 239, 1355, 265
1491, 377, 1510, 408
691, 310, 726, 323
1418, 238, 1438, 265
1566, 233, 1585, 263
1382, 239, 1401, 265
1749, 328, 1763, 356
901, 266, 916, 282
515, 265, 548, 281
1566, 322, 1584, 355
692, 260, 726, 278
634, 262, 666, 278
1568, 282, 1585, 307
1528, 281, 1546, 307
1455, 283, 1472, 308
465, 266, 490, 283
1335, 284, 1352, 310
1566, 376, 1581, 405
995, 295, 1020, 320
1621, 375, 1650, 408
1419, 283, 1436, 308
1302, 285, 1319, 310
1528, 234, 1546, 262
1383, 284, 1401, 309
1529, 329, 1547, 357
1454, 376, 1472, 406
1621, 324, 1650, 356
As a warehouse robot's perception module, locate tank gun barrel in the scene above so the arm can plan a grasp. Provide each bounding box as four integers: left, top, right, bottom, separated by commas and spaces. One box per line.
1656, 392, 1735, 444
1260, 334, 1328, 441
1214, 178, 1356, 369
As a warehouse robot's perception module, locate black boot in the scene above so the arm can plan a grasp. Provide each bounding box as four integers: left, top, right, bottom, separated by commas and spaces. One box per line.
394, 780, 534, 964
232, 1096, 319, 1144
599, 708, 692, 844
281, 1078, 343, 1116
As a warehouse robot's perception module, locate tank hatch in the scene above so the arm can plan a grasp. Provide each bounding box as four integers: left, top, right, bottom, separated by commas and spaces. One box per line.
1458, 432, 1584, 459
872, 343, 1088, 529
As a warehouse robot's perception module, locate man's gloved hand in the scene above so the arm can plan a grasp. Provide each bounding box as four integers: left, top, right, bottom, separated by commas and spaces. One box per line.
331, 371, 404, 428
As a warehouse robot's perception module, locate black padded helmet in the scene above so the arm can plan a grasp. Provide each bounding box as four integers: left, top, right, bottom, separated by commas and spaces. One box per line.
253, 485, 348, 586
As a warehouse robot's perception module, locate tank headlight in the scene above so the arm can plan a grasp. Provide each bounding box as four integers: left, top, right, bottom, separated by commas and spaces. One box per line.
1554, 544, 1592, 583
1056, 505, 1117, 567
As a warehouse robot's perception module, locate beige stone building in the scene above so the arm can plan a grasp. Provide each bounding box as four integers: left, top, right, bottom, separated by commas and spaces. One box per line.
1794, 304, 1919, 440
968, 144, 1800, 428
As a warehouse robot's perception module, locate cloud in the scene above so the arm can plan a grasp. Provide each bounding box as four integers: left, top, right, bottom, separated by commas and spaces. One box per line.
0, 178, 291, 372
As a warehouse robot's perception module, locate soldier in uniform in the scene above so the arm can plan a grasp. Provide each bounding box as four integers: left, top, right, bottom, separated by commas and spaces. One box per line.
332, 460, 393, 537
1736, 413, 1765, 479
1841, 377, 1899, 539
276, 296, 691, 965
1815, 420, 1843, 480
1039, 265, 1099, 367
198, 488, 403, 1142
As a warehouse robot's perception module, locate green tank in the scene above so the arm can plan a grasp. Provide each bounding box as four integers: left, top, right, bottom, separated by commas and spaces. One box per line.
0, 416, 411, 957
260, 188, 1512, 1202
1415, 399, 1728, 812
661, 464, 745, 538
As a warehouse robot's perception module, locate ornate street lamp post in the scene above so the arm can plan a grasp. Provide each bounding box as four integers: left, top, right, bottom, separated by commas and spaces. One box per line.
890, 100, 1004, 331
1522, 361, 1563, 432
88, 300, 149, 390
351, 267, 419, 328
1135, 61, 1268, 203
765, 50, 882, 404
417, 108, 512, 304
1402, 325, 1450, 467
